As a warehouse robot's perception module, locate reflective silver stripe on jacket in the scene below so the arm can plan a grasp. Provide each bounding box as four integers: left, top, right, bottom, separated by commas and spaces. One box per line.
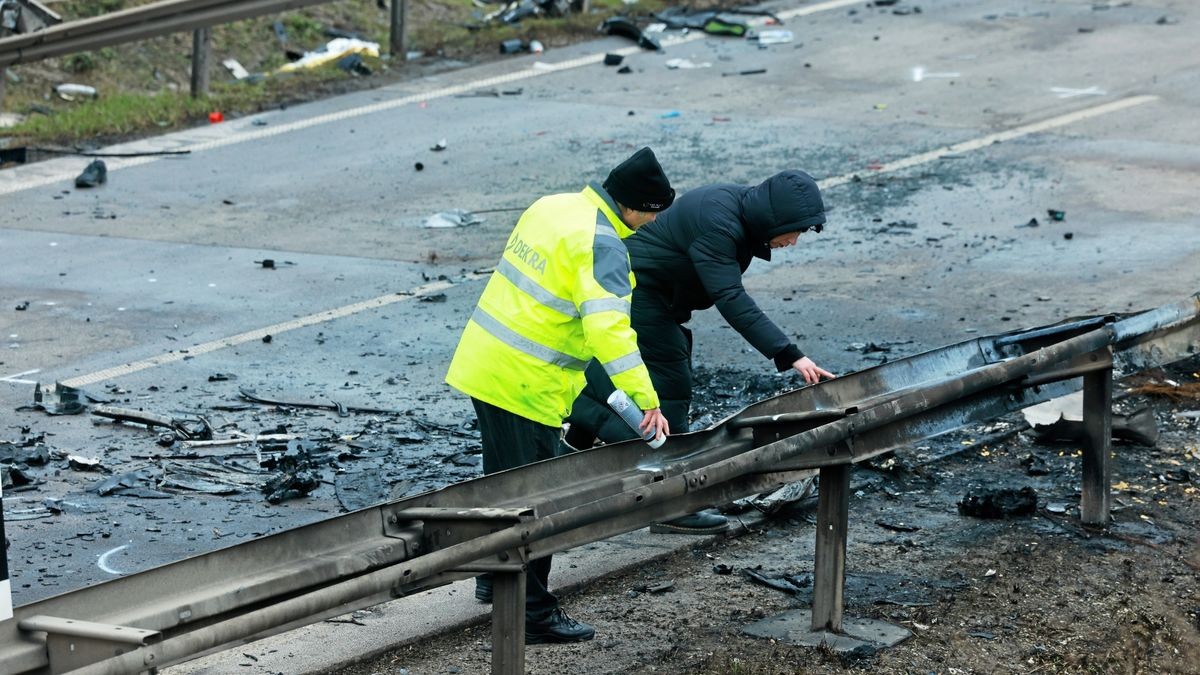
593, 210, 633, 296
496, 258, 578, 317
580, 297, 630, 316
602, 349, 646, 378
471, 307, 589, 370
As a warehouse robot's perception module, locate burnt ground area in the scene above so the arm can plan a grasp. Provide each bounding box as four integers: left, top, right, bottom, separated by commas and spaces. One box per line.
337, 356, 1200, 675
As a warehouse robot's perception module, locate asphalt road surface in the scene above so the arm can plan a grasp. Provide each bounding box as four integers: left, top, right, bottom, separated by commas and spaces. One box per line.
1, 0, 1197, 611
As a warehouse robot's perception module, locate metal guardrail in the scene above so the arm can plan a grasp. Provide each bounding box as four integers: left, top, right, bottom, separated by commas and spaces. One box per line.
0, 291, 1197, 674
0, 0, 409, 103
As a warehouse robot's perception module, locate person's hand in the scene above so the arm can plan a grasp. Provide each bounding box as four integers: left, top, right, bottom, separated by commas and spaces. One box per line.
792, 356, 835, 385
639, 407, 670, 441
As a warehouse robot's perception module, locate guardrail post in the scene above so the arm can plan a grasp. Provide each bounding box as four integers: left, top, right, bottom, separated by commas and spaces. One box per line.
190, 26, 211, 98
491, 569, 525, 675
811, 463, 849, 632
389, 0, 406, 61
1080, 348, 1113, 525
0, 68, 7, 112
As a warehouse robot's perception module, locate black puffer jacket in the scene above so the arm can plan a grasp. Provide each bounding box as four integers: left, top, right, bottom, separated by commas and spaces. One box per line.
627, 170, 826, 370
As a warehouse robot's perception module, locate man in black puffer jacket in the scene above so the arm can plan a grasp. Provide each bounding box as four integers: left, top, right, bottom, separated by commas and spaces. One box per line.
566, 170, 835, 532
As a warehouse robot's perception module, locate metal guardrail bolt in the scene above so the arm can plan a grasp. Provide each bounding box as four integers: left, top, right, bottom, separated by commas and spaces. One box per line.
387, 515, 398, 525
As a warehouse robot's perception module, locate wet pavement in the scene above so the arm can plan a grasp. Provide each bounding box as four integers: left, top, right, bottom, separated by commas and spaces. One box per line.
2, 0, 1199, 619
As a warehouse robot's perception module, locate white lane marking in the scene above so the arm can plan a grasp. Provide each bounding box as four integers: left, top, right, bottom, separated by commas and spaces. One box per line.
912, 66, 961, 81
0, 0, 862, 197
817, 95, 1157, 190
60, 274, 485, 388
97, 544, 129, 575
1052, 86, 1107, 98
54, 96, 1158, 389
0, 368, 39, 384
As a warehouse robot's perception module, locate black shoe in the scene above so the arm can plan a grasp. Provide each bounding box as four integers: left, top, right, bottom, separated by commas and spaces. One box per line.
475, 577, 492, 603
650, 510, 729, 534
525, 609, 595, 644
75, 159, 107, 188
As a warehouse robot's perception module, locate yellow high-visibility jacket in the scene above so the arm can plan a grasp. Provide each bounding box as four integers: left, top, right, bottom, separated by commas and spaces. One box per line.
446, 183, 659, 427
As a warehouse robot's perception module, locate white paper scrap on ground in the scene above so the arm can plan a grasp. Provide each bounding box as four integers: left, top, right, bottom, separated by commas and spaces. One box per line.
1022, 390, 1084, 427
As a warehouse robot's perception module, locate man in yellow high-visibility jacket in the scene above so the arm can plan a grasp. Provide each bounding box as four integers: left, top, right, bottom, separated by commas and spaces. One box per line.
446, 147, 674, 644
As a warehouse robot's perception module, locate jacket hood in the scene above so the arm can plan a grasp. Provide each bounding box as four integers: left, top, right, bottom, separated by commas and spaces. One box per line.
740, 170, 827, 245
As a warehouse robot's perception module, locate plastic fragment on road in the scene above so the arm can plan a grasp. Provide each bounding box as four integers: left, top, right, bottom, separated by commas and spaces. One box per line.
74, 159, 106, 188
222, 58, 249, 80
54, 83, 97, 100
21, 382, 87, 415
665, 58, 710, 69
423, 209, 485, 229
753, 29, 793, 44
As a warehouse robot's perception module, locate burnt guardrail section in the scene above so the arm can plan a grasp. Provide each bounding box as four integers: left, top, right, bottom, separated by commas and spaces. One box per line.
0, 291, 1196, 675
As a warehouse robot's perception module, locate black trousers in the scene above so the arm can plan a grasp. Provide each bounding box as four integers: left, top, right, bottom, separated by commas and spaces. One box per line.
566, 287, 693, 448
471, 397, 563, 622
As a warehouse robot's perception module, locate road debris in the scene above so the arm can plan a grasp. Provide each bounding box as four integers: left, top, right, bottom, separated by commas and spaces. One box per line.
239, 387, 405, 415
279, 38, 380, 73
262, 441, 322, 504
958, 486, 1038, 519
92, 405, 213, 441
600, 17, 662, 51
21, 382, 87, 415
423, 209, 485, 228
1047, 208, 1066, 221
603, 53, 624, 66
54, 83, 97, 101
74, 159, 107, 188
721, 69, 767, 76
222, 58, 250, 80
1031, 408, 1159, 446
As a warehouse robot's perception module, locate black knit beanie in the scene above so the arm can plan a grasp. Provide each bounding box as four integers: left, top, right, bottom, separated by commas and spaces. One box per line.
602, 147, 675, 212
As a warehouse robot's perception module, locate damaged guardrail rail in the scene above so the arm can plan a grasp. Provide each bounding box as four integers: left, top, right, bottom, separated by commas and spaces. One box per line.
1, 291, 1197, 674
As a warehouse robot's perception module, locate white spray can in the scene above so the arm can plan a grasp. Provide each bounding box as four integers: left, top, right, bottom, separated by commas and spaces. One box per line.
607, 389, 666, 449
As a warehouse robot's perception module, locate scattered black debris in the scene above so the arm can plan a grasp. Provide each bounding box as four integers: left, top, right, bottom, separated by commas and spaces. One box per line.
430, 139, 448, 152
713, 563, 734, 575
336, 53, 372, 76
873, 0, 900, 5
499, 38, 525, 54
74, 159, 107, 188
262, 334, 273, 343
0, 442, 49, 466
93, 467, 171, 498
1064, 232, 1074, 240
1016, 218, 1039, 228
262, 441, 322, 504
617, 65, 633, 74
742, 568, 812, 595
15, 300, 29, 310
420, 293, 448, 303
239, 387, 405, 415
721, 68, 767, 76
653, 7, 758, 36
632, 580, 676, 594
92, 405, 213, 441
414, 162, 425, 171
603, 53, 624, 66
1047, 209, 1066, 221
1155, 15, 1178, 25
208, 373, 237, 382
260, 259, 275, 269
968, 631, 997, 640
1032, 408, 1159, 446
1163, 470, 1191, 483
599, 17, 662, 51
958, 486, 1038, 519
875, 519, 920, 533
1020, 452, 1050, 476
